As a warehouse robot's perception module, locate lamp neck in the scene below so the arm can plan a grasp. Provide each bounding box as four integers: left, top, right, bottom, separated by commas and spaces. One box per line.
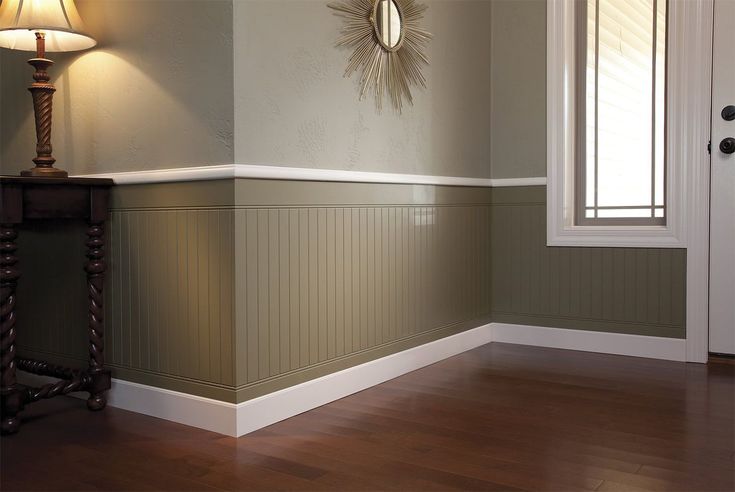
35, 31, 46, 59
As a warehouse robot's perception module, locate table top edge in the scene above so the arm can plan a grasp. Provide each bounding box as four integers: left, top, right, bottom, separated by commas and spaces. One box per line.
0, 176, 115, 186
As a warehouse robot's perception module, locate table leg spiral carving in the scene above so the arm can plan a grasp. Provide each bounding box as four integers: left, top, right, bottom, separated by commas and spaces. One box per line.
25, 375, 92, 403
17, 358, 80, 380
1, 225, 21, 434
85, 222, 108, 411
0, 178, 112, 432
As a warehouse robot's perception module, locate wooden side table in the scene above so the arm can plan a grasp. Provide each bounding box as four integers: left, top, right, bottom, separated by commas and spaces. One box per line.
0, 176, 114, 434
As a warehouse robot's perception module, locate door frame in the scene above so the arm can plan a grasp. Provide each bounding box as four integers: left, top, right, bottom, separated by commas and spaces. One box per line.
679, 0, 714, 363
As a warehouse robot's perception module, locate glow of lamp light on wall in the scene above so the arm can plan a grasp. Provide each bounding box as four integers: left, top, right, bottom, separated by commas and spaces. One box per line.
0, 0, 96, 177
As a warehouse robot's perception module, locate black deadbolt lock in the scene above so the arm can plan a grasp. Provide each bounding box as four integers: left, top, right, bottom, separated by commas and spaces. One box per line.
722, 105, 735, 122
720, 137, 735, 155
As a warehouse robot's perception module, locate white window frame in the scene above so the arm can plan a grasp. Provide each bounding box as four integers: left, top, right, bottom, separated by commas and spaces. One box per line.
546, 0, 707, 248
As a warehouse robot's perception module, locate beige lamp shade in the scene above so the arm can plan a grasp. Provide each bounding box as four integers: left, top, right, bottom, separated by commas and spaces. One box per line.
0, 0, 96, 52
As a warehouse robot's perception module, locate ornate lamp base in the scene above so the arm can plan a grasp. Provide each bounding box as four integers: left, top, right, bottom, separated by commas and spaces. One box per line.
21, 33, 68, 179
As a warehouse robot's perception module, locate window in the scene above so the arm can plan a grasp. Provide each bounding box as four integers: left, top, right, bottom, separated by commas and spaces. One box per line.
545, 0, 702, 248
576, 0, 667, 225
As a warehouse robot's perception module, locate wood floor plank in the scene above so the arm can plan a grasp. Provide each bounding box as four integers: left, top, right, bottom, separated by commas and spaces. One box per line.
2, 343, 733, 491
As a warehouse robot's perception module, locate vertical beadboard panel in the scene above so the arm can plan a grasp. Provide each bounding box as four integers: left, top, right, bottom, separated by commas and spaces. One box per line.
15, 208, 238, 390
106, 209, 237, 384
342, 209, 353, 356
267, 208, 280, 376
318, 208, 328, 363
308, 209, 319, 364
257, 209, 270, 379
244, 209, 258, 383
490, 188, 687, 338
327, 208, 337, 359
220, 209, 235, 386
288, 209, 301, 369
15, 222, 89, 363
335, 209, 345, 358
298, 208, 310, 368
230, 204, 493, 387
359, 208, 367, 350
385, 208, 393, 343
278, 209, 290, 374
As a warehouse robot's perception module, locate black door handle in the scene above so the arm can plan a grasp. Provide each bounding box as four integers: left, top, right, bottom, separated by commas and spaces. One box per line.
720, 137, 735, 154
722, 105, 735, 122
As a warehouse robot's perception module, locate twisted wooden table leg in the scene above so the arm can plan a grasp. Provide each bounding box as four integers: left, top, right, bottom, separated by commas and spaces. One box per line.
1, 225, 21, 434
85, 222, 109, 411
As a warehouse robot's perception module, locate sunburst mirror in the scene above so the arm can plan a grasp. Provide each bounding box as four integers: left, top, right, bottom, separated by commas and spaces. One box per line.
328, 0, 432, 113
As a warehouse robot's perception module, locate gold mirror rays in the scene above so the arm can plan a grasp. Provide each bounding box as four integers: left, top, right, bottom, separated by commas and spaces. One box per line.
328, 0, 432, 113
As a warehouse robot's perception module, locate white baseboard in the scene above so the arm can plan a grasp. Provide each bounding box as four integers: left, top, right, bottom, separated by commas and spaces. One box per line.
17, 322, 685, 437
105, 379, 238, 435
491, 323, 687, 361
15, 373, 240, 435
19, 324, 494, 437
234, 323, 493, 436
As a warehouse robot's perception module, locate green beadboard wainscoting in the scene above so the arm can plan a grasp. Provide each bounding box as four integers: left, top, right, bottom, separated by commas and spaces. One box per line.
489, 187, 686, 338
14, 181, 686, 405
16, 179, 492, 403
230, 180, 492, 401
16, 181, 239, 401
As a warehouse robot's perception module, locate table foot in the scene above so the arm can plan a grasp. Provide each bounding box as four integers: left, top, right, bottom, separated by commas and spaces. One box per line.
87, 393, 106, 411
1, 416, 19, 434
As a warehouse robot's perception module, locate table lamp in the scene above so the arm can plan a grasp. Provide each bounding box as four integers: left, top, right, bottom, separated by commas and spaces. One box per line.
0, 0, 96, 178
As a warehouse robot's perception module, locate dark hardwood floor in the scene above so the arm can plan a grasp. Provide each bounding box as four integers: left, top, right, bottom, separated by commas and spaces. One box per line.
2, 343, 734, 492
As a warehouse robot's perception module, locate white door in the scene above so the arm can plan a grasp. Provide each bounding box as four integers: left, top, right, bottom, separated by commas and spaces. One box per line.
709, 0, 735, 355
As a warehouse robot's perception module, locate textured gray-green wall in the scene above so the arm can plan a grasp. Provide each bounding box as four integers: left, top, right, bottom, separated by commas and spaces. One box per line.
15, 180, 492, 403
490, 187, 686, 338
2, 0, 493, 178
490, 0, 546, 179
0, 0, 234, 175
233, 0, 493, 178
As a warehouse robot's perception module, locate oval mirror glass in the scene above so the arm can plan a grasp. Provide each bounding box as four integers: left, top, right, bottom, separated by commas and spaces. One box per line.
373, 0, 402, 50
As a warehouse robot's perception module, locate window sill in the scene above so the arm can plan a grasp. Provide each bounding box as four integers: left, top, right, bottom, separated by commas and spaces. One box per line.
547, 225, 686, 248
